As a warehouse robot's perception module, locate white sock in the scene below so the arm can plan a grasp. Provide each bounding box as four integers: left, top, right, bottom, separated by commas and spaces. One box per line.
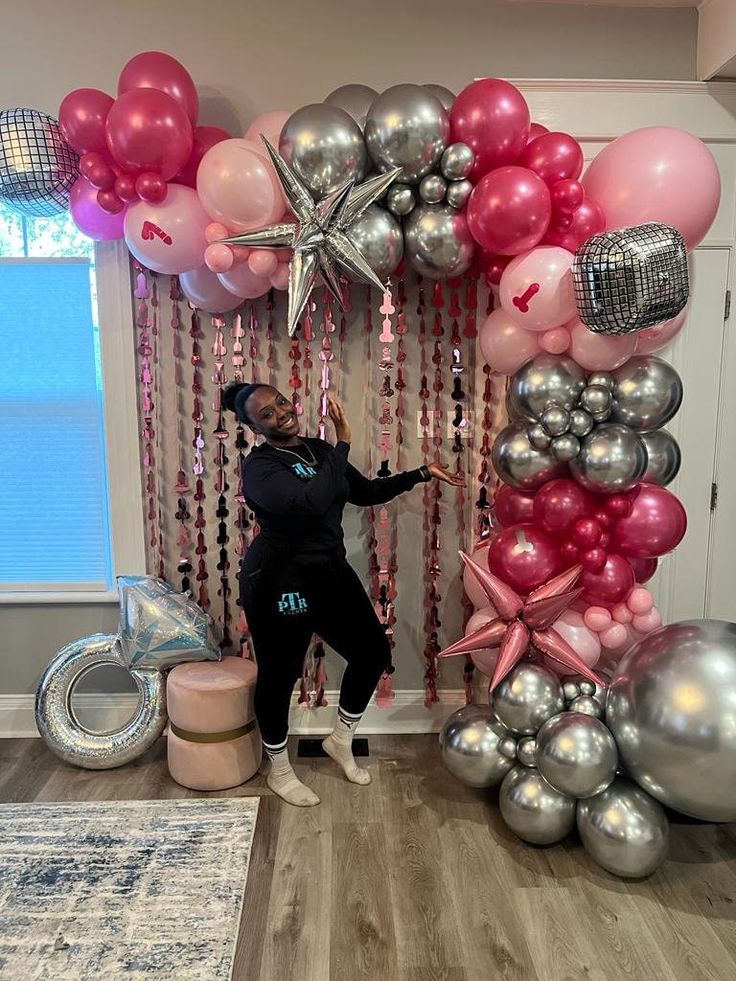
322, 707, 371, 785
263, 741, 320, 807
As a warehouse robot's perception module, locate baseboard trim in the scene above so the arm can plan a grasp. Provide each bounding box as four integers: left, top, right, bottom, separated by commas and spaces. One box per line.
0, 689, 475, 739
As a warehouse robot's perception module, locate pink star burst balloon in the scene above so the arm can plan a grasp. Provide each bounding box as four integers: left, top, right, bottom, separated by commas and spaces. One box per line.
439, 552, 603, 691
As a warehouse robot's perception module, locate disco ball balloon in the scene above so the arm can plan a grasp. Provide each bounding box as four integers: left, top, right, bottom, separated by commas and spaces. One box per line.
0, 108, 80, 217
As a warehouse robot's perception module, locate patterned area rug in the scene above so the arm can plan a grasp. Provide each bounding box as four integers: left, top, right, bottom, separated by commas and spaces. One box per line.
0, 797, 259, 980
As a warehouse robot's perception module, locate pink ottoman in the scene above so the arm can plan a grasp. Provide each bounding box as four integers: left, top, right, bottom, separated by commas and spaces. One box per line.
166, 656, 261, 791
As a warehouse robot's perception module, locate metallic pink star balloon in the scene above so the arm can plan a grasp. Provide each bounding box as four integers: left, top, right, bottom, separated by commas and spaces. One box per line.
439, 551, 603, 691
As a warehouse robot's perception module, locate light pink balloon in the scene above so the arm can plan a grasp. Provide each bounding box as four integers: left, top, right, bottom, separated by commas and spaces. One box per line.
464, 605, 500, 678
583, 606, 612, 632
462, 544, 493, 608
628, 586, 654, 615
205, 221, 229, 243
197, 138, 286, 232
248, 249, 279, 277
599, 623, 638, 663
541, 326, 570, 354
479, 307, 541, 375
219, 264, 272, 299
611, 602, 633, 625
568, 316, 637, 371
499, 246, 576, 332
600, 622, 629, 650
204, 243, 234, 273
179, 266, 243, 313
634, 307, 688, 355
582, 126, 721, 250
549, 609, 601, 669
633, 609, 662, 633
244, 110, 290, 150
69, 176, 126, 241
270, 263, 291, 290
124, 185, 209, 275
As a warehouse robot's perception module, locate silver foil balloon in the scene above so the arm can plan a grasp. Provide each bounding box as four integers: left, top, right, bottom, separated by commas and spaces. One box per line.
569, 408, 594, 438
528, 423, 551, 450
440, 143, 474, 180
507, 355, 587, 422
419, 173, 447, 204
610, 356, 683, 431
323, 83, 378, 129
439, 706, 514, 787
117, 575, 222, 670
500, 766, 577, 844
640, 429, 681, 486
516, 736, 538, 767
572, 222, 689, 335
403, 202, 475, 279
347, 204, 403, 280
550, 433, 581, 463
569, 423, 648, 493
423, 84, 456, 112
491, 663, 565, 736
607, 620, 736, 822
365, 84, 449, 184
35, 633, 167, 769
279, 103, 368, 198
386, 183, 416, 217
580, 384, 612, 417
446, 178, 472, 210
569, 694, 604, 719
536, 712, 618, 798
0, 107, 79, 218
541, 405, 570, 437
577, 778, 670, 878
492, 422, 566, 491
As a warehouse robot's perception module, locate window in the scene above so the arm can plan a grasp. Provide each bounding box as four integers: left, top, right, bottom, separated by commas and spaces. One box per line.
0, 202, 114, 592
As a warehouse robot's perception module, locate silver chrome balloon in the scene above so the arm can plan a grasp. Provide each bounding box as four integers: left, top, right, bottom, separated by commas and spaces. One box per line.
569, 423, 648, 494
365, 84, 449, 184
577, 778, 670, 878
568, 694, 604, 719
419, 173, 447, 204
507, 354, 587, 422
580, 384, 612, 417
517, 736, 538, 767
610, 356, 683, 431
386, 183, 416, 217
492, 423, 566, 491
568, 408, 594, 438
607, 620, 736, 822
347, 204, 403, 280
35, 633, 167, 769
550, 433, 581, 462
439, 706, 514, 787
323, 83, 378, 129
528, 423, 551, 450
491, 663, 565, 736
445, 178, 473, 210
440, 142, 475, 180
0, 108, 79, 218
403, 202, 475, 279
499, 735, 519, 760
640, 429, 681, 486
279, 103, 368, 198
536, 712, 618, 798
423, 84, 456, 112
541, 405, 570, 437
500, 766, 576, 845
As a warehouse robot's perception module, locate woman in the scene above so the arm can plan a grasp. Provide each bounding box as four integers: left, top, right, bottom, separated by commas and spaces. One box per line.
222, 381, 464, 806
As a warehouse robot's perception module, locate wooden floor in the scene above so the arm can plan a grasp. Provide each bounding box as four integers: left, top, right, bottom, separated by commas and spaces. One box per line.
2, 734, 736, 981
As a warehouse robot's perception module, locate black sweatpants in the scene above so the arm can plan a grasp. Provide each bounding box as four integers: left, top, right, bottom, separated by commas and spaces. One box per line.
240, 553, 391, 747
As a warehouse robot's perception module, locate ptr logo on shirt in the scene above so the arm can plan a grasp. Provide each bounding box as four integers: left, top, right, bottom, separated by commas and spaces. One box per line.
278, 591, 309, 615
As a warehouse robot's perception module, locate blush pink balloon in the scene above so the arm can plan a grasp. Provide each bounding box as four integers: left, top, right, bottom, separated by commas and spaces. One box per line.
499, 246, 576, 331
248, 249, 279, 277
632, 609, 662, 633
118, 50, 199, 123
205, 221, 230, 243
518, 132, 584, 186
69, 177, 126, 240
244, 111, 291, 149
463, 545, 495, 608
219, 264, 271, 299
549, 610, 601, 669
175, 125, 232, 188
106, 88, 193, 180
544, 198, 605, 252
627, 586, 654, 616
599, 622, 629, 650
270, 263, 291, 290
124, 184, 209, 274
179, 266, 243, 313
59, 88, 115, 155
204, 243, 234, 273
450, 78, 530, 180
611, 602, 634, 625
612, 483, 687, 559
541, 327, 570, 354
197, 138, 286, 232
463, 605, 500, 678
582, 126, 721, 249
468, 166, 551, 256
568, 316, 637, 371
634, 307, 688, 355
584, 606, 612, 632
479, 307, 541, 374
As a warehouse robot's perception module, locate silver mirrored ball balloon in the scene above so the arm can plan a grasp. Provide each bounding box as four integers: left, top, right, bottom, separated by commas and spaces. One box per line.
500, 766, 577, 844
587, 372, 614, 390
365, 84, 450, 184
423, 84, 456, 112
517, 736, 538, 767
323, 83, 378, 129
580, 384, 612, 416
541, 405, 570, 437
568, 694, 604, 719
347, 204, 403, 280
507, 355, 586, 422
551, 433, 581, 462
568, 409, 594, 438
528, 423, 551, 450
279, 103, 368, 198
403, 202, 475, 279
446, 178, 473, 209
386, 183, 416, 217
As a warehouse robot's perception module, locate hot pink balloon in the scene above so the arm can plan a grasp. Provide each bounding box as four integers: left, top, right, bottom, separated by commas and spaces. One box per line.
499, 246, 576, 331
541, 326, 570, 354
219, 264, 271, 299
580, 553, 635, 606
533, 478, 593, 538
487, 524, 561, 595
478, 306, 541, 374
463, 544, 495, 608
568, 316, 637, 371
80, 152, 115, 191
468, 166, 551, 256
204, 243, 234, 273
518, 132, 584, 186
135, 172, 167, 204
69, 177, 126, 240
118, 50, 199, 123
494, 485, 536, 528
244, 110, 291, 149
175, 125, 232, 188
124, 184, 209, 274
634, 307, 688, 355
479, 250, 512, 287
450, 79, 530, 180
628, 555, 658, 584
544, 198, 605, 252
612, 483, 687, 559
551, 179, 584, 216
59, 88, 115, 155
582, 126, 721, 249
528, 123, 549, 142
548, 610, 601, 669
270, 263, 291, 291
197, 138, 286, 233
179, 266, 243, 314
106, 88, 193, 181
248, 249, 279, 277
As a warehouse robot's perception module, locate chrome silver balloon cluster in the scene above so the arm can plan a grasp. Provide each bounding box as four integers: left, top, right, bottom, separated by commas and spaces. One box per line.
573, 222, 689, 335
385, 142, 475, 217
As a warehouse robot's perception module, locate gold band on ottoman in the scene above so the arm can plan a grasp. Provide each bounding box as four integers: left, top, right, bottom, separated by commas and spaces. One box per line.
169, 718, 258, 744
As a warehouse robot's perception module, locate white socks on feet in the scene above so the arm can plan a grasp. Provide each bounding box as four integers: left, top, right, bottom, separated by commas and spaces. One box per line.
263, 742, 320, 807
322, 706, 371, 785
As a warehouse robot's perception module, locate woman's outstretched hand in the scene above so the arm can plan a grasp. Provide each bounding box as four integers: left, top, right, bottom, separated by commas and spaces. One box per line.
427, 462, 466, 487
327, 395, 352, 445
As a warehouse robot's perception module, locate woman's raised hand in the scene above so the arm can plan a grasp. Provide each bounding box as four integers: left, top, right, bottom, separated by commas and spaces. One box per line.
427, 462, 466, 487
327, 395, 352, 445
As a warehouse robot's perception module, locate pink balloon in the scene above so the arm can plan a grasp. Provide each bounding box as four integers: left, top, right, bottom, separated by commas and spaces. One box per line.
528, 123, 549, 142
628, 555, 658, 584
179, 266, 243, 313
549, 610, 601, 668
204, 243, 234, 273
270, 263, 290, 291
533, 478, 593, 538
632, 609, 662, 633
487, 524, 561, 595
69, 177, 126, 240
634, 307, 688, 355
218, 264, 271, 299
80, 152, 115, 191
450, 78, 530, 180
205, 221, 230, 244
197, 138, 286, 232
599, 622, 629, 650
479, 251, 512, 287
499, 246, 576, 331
248, 249, 279, 277
463, 545, 495, 608
612, 483, 687, 559
584, 606, 612, 632
551, 179, 584, 216
175, 125, 232, 188
59, 88, 114, 155
494, 485, 536, 528
118, 50, 199, 123
541, 327, 570, 354
244, 110, 291, 149
611, 602, 634, 625
518, 132, 584, 186
581, 554, 635, 606
628, 586, 654, 616
114, 174, 137, 202
97, 189, 124, 214
468, 167, 551, 256
544, 198, 605, 252
463, 605, 501, 677
135, 172, 167, 204
124, 185, 209, 274
582, 126, 721, 249
478, 307, 541, 374
106, 88, 193, 181
568, 316, 637, 371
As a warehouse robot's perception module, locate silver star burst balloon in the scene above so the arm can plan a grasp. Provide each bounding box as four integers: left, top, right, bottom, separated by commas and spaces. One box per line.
221, 137, 401, 336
